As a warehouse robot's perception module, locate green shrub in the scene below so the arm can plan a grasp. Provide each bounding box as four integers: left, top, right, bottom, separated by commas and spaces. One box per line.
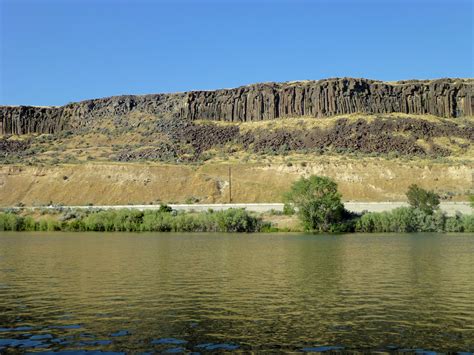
38, 219, 49, 231
446, 214, 464, 232
23, 216, 37, 231
214, 208, 262, 232
411, 208, 446, 232
171, 213, 207, 232
389, 207, 416, 232
159, 204, 173, 213
66, 219, 86, 231
80, 210, 146, 232
54, 208, 264, 233
0, 213, 24, 231
260, 224, 279, 232
356, 207, 462, 233
47, 220, 62, 231
282, 203, 295, 216
328, 219, 357, 233
284, 175, 345, 232
446, 213, 474, 233
141, 211, 173, 232
406, 184, 440, 215
356, 211, 393, 232
0, 206, 470, 234
462, 214, 474, 232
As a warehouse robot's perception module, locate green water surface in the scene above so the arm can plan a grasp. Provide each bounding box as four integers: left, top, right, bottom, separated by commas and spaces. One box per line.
0, 232, 473, 353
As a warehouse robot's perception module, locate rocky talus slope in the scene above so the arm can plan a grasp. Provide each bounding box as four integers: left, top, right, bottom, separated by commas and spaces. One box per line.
1, 78, 472, 135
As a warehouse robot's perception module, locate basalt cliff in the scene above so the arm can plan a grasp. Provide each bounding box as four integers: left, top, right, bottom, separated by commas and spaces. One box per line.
1, 78, 472, 135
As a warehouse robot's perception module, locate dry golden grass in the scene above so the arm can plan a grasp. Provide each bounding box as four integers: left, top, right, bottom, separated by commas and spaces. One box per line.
196, 113, 473, 132
0, 155, 472, 206
1, 113, 471, 206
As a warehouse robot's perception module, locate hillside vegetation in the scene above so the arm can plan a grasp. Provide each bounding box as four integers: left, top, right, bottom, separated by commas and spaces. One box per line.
1, 113, 472, 165
0, 112, 472, 206
1, 180, 472, 233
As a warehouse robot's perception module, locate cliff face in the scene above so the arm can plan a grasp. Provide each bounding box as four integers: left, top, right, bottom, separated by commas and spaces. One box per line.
1, 78, 472, 135
183, 78, 473, 121
0, 106, 67, 135
0, 93, 186, 134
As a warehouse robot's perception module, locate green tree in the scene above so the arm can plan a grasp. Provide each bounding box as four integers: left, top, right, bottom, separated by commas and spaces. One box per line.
406, 184, 440, 215
285, 175, 345, 232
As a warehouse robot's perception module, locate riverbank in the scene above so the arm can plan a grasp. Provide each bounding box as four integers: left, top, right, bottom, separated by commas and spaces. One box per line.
0, 206, 472, 233
9, 201, 472, 216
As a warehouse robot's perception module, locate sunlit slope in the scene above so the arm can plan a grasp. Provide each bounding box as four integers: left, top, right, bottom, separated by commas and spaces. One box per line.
0, 157, 471, 206
0, 113, 472, 206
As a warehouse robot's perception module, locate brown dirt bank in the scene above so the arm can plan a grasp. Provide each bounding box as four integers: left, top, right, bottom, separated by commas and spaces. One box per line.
0, 158, 471, 207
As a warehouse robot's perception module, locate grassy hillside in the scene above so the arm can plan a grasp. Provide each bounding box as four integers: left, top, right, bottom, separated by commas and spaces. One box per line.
0, 113, 472, 206
0, 157, 472, 206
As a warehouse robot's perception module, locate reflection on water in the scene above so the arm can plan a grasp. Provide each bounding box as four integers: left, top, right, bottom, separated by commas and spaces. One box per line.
0, 232, 473, 353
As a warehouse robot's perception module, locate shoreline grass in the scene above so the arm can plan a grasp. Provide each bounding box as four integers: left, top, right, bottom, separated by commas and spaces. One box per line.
0, 206, 472, 233
0, 208, 268, 233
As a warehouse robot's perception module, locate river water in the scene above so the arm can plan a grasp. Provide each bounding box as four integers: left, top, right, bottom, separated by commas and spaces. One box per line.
0, 233, 473, 353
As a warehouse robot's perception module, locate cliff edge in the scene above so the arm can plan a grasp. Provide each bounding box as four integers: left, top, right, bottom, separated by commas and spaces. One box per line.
1, 78, 472, 135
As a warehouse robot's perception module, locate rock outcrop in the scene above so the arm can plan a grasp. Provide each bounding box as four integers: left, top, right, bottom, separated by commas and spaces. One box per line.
1, 78, 472, 135
183, 78, 473, 121
0, 106, 67, 135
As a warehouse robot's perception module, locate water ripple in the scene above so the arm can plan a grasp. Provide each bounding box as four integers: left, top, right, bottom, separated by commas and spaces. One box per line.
0, 232, 473, 352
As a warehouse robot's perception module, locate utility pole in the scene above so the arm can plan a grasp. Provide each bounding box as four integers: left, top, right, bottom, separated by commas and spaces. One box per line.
228, 166, 232, 203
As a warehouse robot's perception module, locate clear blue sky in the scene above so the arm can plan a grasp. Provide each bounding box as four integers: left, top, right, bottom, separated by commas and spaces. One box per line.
1, 0, 472, 106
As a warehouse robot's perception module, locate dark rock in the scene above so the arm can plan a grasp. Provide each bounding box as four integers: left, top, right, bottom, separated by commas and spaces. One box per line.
0, 138, 32, 158
115, 142, 180, 162
1, 78, 472, 135
239, 116, 471, 157
151, 338, 187, 345
183, 78, 473, 121
155, 118, 240, 156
